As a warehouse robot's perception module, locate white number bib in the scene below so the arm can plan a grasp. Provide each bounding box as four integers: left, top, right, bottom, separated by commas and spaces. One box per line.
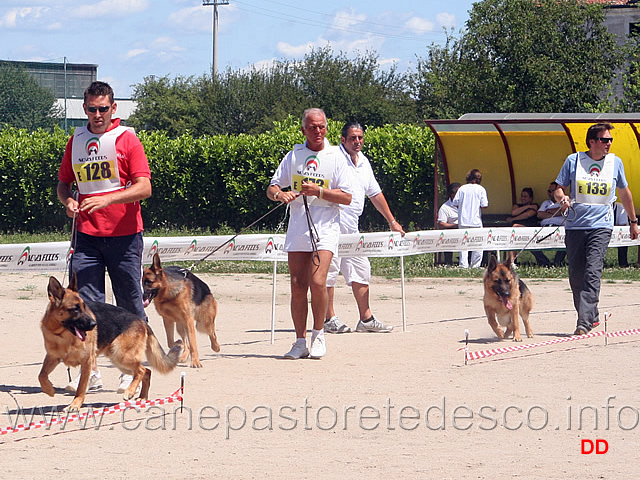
71, 126, 131, 194
574, 152, 614, 206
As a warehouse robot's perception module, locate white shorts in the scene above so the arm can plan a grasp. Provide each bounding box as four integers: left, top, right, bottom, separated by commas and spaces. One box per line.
326, 255, 371, 287
284, 209, 341, 255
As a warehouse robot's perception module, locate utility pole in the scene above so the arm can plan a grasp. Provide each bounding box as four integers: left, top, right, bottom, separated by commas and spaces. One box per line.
202, 0, 229, 77
63, 56, 68, 133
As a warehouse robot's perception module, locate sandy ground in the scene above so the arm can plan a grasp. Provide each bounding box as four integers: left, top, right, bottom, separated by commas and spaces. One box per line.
1, 270, 639, 479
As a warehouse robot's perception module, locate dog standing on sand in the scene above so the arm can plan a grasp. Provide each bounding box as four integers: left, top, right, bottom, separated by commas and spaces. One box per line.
38, 276, 182, 410
142, 253, 220, 368
483, 254, 534, 342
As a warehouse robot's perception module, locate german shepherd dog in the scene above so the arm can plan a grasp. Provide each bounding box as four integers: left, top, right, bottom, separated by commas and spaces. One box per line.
38, 276, 182, 410
483, 254, 534, 342
142, 253, 220, 368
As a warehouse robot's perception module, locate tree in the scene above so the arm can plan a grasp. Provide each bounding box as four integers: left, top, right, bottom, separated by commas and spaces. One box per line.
197, 62, 305, 135
128, 75, 203, 137
0, 63, 60, 130
129, 48, 417, 136
617, 31, 640, 112
414, 0, 622, 118
294, 47, 416, 127
130, 64, 305, 136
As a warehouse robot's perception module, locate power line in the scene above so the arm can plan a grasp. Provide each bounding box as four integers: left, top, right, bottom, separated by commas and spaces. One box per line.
243, 0, 448, 35
232, 0, 449, 42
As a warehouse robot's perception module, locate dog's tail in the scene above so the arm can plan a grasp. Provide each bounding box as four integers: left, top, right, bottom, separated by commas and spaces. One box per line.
145, 326, 183, 374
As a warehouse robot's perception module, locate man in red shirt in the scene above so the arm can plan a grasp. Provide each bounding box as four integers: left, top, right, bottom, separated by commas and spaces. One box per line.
57, 81, 152, 392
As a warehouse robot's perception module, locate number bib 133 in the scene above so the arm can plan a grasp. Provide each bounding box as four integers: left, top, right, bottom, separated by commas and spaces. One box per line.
574, 152, 614, 206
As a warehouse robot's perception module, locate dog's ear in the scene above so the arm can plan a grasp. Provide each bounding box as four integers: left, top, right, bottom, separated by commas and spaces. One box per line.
487, 254, 497, 272
504, 252, 514, 270
47, 276, 65, 304
152, 253, 162, 272
68, 271, 79, 292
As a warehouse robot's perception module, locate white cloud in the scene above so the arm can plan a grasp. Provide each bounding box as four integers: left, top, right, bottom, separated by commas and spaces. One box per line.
249, 58, 278, 72
73, 0, 149, 19
378, 56, 400, 67
404, 16, 435, 34
338, 35, 384, 54
122, 37, 185, 63
45, 22, 63, 31
0, 7, 48, 28
169, 3, 239, 34
276, 33, 385, 63
168, 6, 210, 33
436, 12, 457, 29
126, 48, 148, 59
276, 39, 322, 58
151, 37, 186, 54
331, 8, 366, 31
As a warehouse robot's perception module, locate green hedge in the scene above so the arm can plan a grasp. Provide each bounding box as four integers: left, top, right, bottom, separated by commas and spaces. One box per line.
0, 119, 434, 233
0, 126, 69, 232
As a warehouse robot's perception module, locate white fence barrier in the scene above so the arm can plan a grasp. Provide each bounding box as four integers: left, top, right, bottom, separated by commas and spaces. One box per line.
1, 226, 637, 273
3, 226, 635, 341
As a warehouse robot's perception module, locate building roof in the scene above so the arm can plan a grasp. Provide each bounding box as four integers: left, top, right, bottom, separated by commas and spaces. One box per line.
582, 0, 638, 6
55, 98, 137, 121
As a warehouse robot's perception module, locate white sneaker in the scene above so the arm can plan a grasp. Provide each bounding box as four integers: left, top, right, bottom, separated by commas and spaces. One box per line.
117, 373, 141, 396
356, 315, 393, 333
65, 370, 103, 393
284, 341, 309, 359
324, 316, 351, 334
309, 335, 326, 359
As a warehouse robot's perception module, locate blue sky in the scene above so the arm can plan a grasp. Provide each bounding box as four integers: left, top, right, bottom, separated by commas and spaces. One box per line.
1, 0, 475, 98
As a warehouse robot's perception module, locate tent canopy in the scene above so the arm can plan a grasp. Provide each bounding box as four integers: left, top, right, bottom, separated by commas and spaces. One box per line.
426, 113, 640, 219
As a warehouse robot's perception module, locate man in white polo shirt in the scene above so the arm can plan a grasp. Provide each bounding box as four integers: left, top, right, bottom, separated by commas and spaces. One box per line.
268, 109, 352, 359
324, 122, 405, 334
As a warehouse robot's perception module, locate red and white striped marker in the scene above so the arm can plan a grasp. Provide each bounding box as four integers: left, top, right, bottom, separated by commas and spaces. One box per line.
462, 312, 640, 362
1, 388, 183, 436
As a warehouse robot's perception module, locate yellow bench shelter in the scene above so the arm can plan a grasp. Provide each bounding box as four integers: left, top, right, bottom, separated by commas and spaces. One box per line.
426, 113, 640, 224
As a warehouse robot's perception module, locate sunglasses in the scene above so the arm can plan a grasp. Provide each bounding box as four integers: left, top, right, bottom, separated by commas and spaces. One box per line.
596, 137, 613, 143
86, 105, 111, 113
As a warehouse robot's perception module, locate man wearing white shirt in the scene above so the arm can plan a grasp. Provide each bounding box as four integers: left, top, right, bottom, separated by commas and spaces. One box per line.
268, 109, 352, 359
452, 169, 488, 268
324, 122, 405, 334
437, 182, 460, 265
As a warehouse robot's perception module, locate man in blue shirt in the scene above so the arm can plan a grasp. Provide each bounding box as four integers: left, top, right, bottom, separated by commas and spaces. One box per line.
554, 123, 638, 335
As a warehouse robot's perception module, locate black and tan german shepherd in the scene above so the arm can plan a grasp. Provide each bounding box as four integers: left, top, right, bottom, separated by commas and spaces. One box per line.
483, 254, 534, 342
38, 276, 182, 410
142, 253, 220, 368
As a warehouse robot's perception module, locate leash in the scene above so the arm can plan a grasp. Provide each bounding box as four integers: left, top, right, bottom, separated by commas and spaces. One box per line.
188, 202, 285, 271
64, 211, 79, 383
303, 196, 320, 266
513, 203, 575, 262
63, 211, 78, 286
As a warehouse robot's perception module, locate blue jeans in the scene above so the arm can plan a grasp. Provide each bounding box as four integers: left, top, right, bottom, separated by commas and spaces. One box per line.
70, 231, 146, 319
565, 229, 611, 330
